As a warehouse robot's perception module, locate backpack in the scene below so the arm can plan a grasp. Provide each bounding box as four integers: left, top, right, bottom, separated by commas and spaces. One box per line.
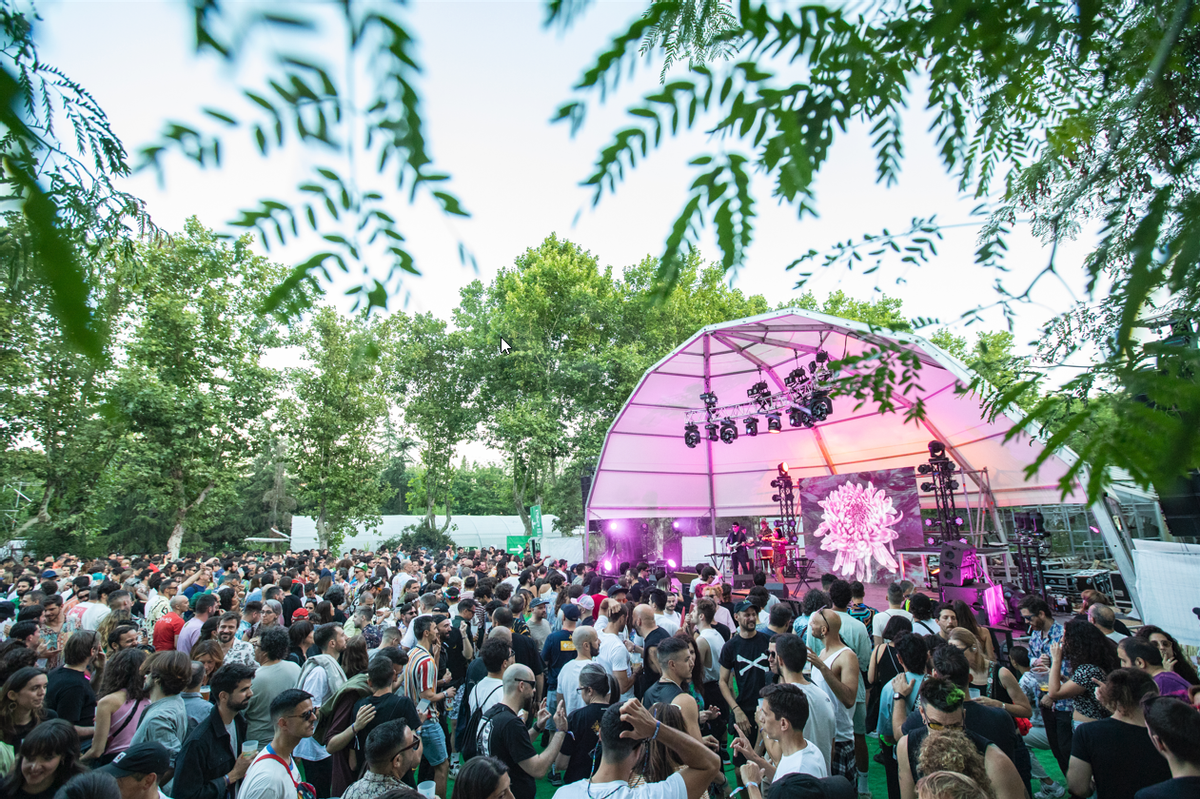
458, 684, 503, 761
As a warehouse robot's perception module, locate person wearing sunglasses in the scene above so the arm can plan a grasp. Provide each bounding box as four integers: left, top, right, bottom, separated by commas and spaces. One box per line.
473, 664, 567, 799
896, 677, 1026, 799
341, 721, 422, 799
241, 688, 318, 799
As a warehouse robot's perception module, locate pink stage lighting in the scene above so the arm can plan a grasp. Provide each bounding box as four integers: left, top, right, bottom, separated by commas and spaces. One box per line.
983, 583, 1005, 626
667, 558, 677, 568
603, 560, 613, 571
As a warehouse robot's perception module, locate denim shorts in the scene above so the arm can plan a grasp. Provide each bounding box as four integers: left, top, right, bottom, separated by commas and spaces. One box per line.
421, 718, 448, 766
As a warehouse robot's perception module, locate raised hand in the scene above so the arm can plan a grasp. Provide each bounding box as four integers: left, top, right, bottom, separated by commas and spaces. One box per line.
618, 699, 657, 739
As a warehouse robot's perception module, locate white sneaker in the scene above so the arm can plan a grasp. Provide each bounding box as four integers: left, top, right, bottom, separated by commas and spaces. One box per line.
1034, 782, 1065, 799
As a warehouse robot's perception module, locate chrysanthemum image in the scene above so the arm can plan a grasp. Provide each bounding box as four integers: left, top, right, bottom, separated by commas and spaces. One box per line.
812, 481, 903, 581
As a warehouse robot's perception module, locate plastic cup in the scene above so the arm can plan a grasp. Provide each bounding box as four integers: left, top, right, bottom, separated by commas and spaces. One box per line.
200, 686, 211, 700
418, 781, 436, 798
242, 741, 258, 758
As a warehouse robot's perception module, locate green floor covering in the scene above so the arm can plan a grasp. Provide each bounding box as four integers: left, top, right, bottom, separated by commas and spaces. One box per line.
445, 734, 1068, 798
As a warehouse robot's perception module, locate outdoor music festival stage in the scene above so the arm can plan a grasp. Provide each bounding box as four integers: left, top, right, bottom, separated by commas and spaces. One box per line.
581, 309, 1138, 622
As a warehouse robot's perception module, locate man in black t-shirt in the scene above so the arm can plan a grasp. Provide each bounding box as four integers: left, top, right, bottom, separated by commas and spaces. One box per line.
46, 631, 100, 747
478, 664, 568, 799
1137, 695, 1200, 799
719, 601, 773, 781
354, 655, 422, 755
633, 605, 669, 699
445, 600, 474, 689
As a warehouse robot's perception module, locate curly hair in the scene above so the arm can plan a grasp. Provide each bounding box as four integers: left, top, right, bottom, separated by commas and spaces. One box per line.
1096, 667, 1158, 715
916, 730, 995, 798
1136, 625, 1200, 686
916, 770, 990, 799
96, 648, 148, 702
1062, 619, 1118, 674
800, 589, 830, 616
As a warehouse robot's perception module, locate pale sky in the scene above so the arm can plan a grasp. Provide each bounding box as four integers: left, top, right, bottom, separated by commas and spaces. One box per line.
37, 0, 1100, 463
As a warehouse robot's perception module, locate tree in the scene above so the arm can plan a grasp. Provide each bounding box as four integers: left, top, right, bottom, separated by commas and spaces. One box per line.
286, 305, 392, 552
554, 0, 1200, 499
390, 312, 477, 535
104, 220, 285, 556
0, 221, 123, 553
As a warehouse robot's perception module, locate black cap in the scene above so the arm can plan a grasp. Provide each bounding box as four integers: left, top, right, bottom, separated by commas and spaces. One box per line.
97, 742, 171, 779
768, 775, 855, 799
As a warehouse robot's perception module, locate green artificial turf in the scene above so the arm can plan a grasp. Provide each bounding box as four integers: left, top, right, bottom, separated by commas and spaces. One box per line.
445, 733, 1068, 798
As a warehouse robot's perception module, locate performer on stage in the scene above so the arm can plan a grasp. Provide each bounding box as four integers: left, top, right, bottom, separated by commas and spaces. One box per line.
727, 523, 752, 574
758, 520, 786, 582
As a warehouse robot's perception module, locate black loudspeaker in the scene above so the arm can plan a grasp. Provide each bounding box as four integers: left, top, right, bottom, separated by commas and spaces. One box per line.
765, 582, 790, 600
1158, 470, 1200, 539
732, 574, 754, 590
939, 541, 977, 587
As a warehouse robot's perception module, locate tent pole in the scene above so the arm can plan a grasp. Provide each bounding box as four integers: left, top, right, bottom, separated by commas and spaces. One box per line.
584, 508, 590, 566
703, 333, 721, 577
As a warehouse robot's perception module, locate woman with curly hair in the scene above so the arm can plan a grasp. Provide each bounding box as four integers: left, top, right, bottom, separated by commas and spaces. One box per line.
897, 677, 1025, 799
916, 771, 990, 799
80, 648, 148, 765
0, 668, 50, 752
1067, 667, 1171, 799
1136, 625, 1200, 687
916, 730, 995, 799
96, 610, 135, 655
0, 718, 86, 799
793, 588, 831, 636
1049, 619, 1119, 727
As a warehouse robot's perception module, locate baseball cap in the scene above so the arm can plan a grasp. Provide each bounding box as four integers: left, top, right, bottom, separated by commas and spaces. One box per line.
507, 562, 519, 573
40, 570, 57, 579
734, 600, 756, 614
530, 597, 549, 608
607, 584, 627, 596
578, 595, 595, 611
98, 742, 171, 779
561, 603, 581, 621
768, 774, 855, 799
291, 608, 310, 621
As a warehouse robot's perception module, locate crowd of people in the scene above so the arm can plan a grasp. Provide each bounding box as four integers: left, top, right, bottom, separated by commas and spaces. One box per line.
0, 548, 1196, 799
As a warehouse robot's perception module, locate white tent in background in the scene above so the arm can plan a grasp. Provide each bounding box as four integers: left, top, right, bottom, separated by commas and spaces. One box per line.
585, 308, 1140, 613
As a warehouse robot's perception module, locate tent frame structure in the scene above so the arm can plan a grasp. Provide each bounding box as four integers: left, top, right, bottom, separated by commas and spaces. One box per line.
583, 308, 1142, 616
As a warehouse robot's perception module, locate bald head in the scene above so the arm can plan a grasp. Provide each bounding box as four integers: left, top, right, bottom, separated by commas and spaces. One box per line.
488, 626, 513, 644
633, 604, 656, 632
171, 595, 190, 612
503, 663, 534, 694
811, 607, 842, 641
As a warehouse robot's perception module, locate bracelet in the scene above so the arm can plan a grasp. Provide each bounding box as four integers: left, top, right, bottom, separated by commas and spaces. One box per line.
650, 720, 661, 741
894, 696, 907, 702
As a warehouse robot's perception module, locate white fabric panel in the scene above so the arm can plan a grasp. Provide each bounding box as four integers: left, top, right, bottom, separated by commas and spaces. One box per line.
1133, 540, 1200, 647
596, 431, 709, 474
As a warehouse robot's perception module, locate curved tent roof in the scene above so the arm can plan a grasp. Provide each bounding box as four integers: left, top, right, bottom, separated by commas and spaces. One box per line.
586, 308, 1086, 521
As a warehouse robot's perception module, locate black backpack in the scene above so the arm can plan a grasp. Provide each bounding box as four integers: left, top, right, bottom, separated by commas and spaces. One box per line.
458, 684, 503, 760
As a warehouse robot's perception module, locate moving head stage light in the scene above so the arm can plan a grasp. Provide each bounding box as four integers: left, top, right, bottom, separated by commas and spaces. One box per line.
681, 352, 836, 447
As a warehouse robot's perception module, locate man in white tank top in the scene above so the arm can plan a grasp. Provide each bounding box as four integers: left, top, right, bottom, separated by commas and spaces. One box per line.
807, 609, 859, 780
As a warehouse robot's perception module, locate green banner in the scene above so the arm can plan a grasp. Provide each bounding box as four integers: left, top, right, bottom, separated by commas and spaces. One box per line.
530, 504, 543, 538
506, 535, 529, 555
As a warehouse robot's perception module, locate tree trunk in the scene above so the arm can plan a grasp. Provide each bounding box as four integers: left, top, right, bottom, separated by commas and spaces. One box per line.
316, 501, 329, 550
168, 480, 216, 558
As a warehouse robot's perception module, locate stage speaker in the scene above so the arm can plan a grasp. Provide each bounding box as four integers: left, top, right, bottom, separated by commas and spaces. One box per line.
765, 582, 790, 600
1158, 469, 1200, 539
939, 541, 977, 587
732, 574, 754, 590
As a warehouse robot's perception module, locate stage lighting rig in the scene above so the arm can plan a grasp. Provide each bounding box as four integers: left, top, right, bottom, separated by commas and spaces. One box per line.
719, 418, 738, 444
747, 380, 770, 402
784, 367, 809, 389
706, 422, 719, 441
766, 412, 782, 433
810, 393, 833, 422
684, 423, 700, 448
744, 416, 759, 437
769, 462, 798, 555
919, 439, 965, 544
699, 392, 719, 411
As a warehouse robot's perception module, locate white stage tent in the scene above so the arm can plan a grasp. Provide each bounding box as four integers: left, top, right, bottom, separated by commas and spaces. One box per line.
584, 308, 1142, 613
